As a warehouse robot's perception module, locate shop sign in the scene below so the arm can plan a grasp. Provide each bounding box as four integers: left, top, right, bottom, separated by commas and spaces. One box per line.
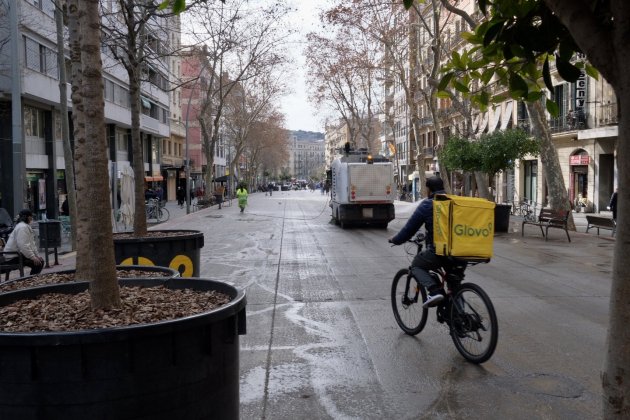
570, 155, 590, 165
574, 71, 587, 111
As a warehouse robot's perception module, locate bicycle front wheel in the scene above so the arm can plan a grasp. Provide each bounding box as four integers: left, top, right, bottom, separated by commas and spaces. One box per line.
391, 269, 428, 335
158, 207, 170, 222
449, 283, 498, 364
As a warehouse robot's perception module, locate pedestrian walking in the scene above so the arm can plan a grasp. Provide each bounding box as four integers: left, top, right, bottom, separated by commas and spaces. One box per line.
609, 188, 618, 221
236, 183, 248, 213
214, 185, 225, 209
176, 187, 185, 208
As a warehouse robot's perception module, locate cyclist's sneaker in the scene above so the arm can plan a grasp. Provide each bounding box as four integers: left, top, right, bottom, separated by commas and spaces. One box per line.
423, 289, 445, 308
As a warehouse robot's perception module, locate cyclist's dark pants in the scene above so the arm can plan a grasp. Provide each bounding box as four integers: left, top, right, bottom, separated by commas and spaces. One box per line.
410, 249, 449, 290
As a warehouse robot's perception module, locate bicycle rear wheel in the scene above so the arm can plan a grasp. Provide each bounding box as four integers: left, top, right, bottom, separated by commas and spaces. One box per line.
449, 283, 498, 364
391, 269, 428, 335
158, 207, 170, 222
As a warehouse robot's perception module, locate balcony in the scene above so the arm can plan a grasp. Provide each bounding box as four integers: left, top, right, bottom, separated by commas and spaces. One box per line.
548, 111, 588, 133
595, 102, 618, 126
423, 147, 434, 157
418, 116, 433, 127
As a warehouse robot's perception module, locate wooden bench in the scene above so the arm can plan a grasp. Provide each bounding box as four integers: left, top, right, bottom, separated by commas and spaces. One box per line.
585, 215, 616, 236
0, 252, 24, 281
522, 208, 571, 242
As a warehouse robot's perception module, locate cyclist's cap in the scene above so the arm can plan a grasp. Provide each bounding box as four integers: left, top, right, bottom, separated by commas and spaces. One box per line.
19, 209, 33, 218
426, 176, 444, 192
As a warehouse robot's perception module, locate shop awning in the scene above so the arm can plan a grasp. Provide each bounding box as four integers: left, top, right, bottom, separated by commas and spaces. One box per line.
145, 175, 164, 182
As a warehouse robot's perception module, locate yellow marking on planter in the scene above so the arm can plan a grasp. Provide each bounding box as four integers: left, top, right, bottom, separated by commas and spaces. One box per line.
120, 256, 155, 266
170, 255, 193, 277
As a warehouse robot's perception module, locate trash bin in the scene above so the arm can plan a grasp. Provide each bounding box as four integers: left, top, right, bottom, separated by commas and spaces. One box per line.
494, 204, 511, 233
38, 220, 61, 248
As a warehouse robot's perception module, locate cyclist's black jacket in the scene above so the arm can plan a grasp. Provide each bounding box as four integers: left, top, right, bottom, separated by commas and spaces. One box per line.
390, 189, 446, 250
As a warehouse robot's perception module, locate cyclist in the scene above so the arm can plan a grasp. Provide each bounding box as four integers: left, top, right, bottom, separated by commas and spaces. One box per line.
388, 176, 448, 308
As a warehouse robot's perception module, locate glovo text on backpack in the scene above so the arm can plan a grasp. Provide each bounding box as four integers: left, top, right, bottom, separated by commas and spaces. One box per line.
433, 194, 496, 260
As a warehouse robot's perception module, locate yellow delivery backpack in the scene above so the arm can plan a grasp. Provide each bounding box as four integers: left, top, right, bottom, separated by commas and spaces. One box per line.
433, 194, 496, 260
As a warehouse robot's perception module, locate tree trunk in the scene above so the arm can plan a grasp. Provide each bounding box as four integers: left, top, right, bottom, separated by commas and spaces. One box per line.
68, 0, 90, 276
200, 115, 218, 202
526, 101, 575, 230
130, 71, 148, 235
602, 76, 630, 419
128, 15, 148, 236
77, 0, 120, 309
55, 3, 77, 251
474, 171, 489, 199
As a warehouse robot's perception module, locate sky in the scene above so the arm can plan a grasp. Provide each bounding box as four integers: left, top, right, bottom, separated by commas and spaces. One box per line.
181, 1, 328, 134
280, 1, 326, 133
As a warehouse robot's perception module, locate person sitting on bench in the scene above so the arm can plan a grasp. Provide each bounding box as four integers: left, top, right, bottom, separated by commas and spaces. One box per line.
3, 209, 43, 276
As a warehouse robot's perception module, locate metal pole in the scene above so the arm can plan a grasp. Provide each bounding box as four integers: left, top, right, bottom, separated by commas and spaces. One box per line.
10, 0, 25, 217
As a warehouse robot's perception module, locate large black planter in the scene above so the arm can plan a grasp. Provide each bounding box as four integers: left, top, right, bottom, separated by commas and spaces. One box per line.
0, 278, 246, 419
113, 230, 204, 277
494, 203, 512, 233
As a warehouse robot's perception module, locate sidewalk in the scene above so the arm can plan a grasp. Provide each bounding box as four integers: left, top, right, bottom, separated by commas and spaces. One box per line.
16, 200, 214, 279
11, 200, 614, 281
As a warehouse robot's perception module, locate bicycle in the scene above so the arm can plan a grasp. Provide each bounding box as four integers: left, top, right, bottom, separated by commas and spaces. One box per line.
145, 199, 169, 223
520, 199, 537, 222
390, 233, 498, 364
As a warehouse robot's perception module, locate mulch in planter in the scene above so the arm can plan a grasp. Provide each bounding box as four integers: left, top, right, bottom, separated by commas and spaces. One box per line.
0, 269, 172, 294
0, 285, 231, 333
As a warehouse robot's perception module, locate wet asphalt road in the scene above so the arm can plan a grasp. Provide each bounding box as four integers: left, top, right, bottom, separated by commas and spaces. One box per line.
58, 190, 612, 419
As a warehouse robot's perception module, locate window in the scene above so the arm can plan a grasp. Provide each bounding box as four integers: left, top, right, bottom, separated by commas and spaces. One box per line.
24, 37, 58, 78
26, 0, 54, 16
24, 106, 45, 138
114, 84, 129, 107
24, 37, 40, 71
116, 129, 127, 152
104, 79, 115, 102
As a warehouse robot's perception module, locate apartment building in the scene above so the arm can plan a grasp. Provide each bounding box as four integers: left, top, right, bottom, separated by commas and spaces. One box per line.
324, 121, 352, 168
380, 0, 617, 211
287, 132, 325, 180
0, 0, 174, 218
179, 48, 228, 194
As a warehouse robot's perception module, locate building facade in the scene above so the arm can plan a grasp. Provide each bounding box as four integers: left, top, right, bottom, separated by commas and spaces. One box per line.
376, 0, 618, 211
0, 0, 174, 218
288, 133, 325, 180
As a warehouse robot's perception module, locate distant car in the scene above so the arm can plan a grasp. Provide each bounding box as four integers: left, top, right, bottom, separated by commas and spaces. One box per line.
280, 184, 290, 191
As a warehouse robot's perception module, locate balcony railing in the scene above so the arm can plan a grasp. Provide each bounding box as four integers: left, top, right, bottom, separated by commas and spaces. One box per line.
423, 147, 434, 157
548, 112, 588, 133
418, 116, 433, 126
595, 102, 618, 126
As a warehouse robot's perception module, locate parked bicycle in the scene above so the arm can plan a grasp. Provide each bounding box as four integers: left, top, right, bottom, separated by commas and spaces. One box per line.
390, 233, 498, 364
145, 199, 169, 223
512, 198, 537, 222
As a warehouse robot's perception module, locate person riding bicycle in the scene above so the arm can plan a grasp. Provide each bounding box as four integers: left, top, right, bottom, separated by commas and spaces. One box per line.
388, 176, 448, 308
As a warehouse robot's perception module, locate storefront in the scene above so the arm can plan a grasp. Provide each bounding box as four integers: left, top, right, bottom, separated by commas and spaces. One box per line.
569, 151, 590, 210
26, 171, 45, 217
